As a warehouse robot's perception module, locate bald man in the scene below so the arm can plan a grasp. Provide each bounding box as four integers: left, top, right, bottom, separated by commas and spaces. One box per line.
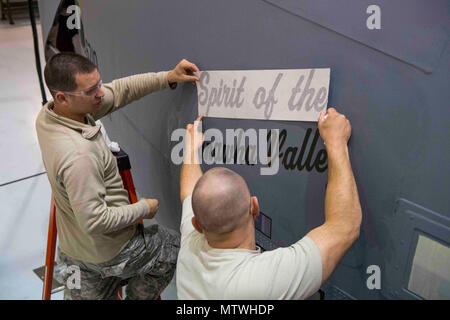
176, 110, 362, 299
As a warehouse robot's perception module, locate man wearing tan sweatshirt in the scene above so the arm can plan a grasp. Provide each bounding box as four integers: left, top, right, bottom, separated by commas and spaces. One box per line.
36, 52, 199, 299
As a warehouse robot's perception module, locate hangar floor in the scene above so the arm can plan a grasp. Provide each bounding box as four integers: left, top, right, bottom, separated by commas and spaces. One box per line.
0, 18, 177, 300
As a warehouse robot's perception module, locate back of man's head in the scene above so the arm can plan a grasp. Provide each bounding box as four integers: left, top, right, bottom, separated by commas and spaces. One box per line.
44, 52, 97, 96
192, 167, 251, 235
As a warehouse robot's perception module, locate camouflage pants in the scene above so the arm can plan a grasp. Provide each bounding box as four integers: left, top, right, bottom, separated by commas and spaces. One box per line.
55, 223, 180, 300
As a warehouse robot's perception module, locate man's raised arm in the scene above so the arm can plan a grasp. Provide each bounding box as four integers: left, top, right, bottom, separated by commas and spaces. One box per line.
94, 59, 200, 120
180, 116, 204, 203
306, 108, 362, 283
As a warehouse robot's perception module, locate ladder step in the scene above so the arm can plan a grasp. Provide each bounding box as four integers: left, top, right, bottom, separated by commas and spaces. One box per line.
33, 265, 64, 294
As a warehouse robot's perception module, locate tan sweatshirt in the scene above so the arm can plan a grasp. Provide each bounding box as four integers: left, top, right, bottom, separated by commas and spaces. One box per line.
36, 71, 172, 264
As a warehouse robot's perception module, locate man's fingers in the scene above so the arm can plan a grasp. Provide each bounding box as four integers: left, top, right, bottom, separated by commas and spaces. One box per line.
327, 107, 337, 115
179, 60, 199, 73
187, 64, 200, 73
318, 111, 326, 122
186, 116, 203, 136
174, 59, 200, 83
194, 116, 203, 135
184, 75, 200, 82
183, 60, 200, 73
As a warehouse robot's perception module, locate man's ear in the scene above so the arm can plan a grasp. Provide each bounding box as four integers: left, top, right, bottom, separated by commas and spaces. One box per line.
192, 217, 203, 234
250, 196, 260, 217
55, 92, 68, 105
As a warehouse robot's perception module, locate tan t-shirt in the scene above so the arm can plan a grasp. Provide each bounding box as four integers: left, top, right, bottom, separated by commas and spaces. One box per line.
36, 71, 172, 264
176, 196, 323, 299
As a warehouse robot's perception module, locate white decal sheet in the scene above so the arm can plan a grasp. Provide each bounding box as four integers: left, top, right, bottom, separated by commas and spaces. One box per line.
196, 68, 330, 122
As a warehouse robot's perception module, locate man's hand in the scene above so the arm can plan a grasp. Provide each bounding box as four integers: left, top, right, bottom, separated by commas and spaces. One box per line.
142, 198, 159, 219
180, 116, 204, 202
186, 116, 204, 154
318, 108, 351, 149
168, 59, 200, 85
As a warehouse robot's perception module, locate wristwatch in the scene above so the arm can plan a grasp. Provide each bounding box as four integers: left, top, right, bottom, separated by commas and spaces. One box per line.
168, 81, 177, 90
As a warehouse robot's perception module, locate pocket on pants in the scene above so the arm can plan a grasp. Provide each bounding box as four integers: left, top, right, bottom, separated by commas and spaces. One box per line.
141, 226, 180, 276
99, 260, 127, 278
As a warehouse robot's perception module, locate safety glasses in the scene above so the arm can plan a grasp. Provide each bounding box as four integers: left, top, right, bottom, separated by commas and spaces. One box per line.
50, 80, 102, 97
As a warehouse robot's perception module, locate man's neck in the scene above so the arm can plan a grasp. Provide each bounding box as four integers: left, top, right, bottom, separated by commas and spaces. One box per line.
52, 102, 86, 124
206, 223, 257, 250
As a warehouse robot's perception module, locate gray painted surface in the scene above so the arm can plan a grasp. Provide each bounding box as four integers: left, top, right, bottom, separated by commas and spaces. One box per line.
38, 0, 450, 299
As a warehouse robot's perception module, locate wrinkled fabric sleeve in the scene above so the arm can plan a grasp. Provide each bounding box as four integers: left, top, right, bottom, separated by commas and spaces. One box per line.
93, 71, 172, 120
62, 153, 150, 235
268, 236, 323, 299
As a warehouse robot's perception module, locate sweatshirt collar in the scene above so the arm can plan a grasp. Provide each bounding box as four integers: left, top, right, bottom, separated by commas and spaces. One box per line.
44, 100, 102, 140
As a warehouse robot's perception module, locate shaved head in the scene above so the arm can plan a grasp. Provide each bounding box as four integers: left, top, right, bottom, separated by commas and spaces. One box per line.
192, 167, 251, 234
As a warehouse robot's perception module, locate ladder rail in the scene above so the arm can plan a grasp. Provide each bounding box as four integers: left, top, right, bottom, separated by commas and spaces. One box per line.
42, 195, 57, 300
